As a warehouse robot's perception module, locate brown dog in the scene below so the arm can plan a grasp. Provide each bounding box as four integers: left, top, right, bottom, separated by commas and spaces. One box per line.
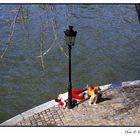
87, 85, 101, 106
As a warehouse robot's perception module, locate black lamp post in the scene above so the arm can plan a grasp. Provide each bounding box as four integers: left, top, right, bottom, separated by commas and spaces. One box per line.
64, 26, 77, 109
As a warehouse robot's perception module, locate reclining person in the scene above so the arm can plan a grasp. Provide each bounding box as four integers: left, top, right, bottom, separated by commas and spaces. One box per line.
55, 85, 88, 108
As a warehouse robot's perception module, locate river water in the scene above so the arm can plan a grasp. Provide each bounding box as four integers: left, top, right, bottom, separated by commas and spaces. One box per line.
0, 4, 140, 123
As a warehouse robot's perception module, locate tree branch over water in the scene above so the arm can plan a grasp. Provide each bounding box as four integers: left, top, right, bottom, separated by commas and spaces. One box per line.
135, 4, 140, 23
0, 5, 22, 58
37, 5, 68, 59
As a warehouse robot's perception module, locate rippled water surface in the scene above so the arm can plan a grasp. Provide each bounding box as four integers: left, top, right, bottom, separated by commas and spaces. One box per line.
0, 4, 140, 123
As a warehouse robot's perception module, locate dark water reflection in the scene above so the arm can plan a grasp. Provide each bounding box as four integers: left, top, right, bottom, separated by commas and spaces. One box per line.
0, 4, 140, 123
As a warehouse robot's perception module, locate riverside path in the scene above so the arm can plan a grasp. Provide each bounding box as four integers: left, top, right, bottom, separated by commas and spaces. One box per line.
1, 80, 140, 126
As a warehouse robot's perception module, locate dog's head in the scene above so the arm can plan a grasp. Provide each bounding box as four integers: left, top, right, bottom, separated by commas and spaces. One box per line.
87, 85, 94, 92
87, 85, 96, 96
87, 85, 101, 94
94, 86, 101, 93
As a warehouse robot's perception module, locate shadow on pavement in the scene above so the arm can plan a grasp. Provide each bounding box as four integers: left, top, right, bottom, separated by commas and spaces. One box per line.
74, 93, 112, 107
97, 93, 111, 103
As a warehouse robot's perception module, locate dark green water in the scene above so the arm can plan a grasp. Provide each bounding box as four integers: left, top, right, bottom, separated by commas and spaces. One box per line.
0, 4, 140, 123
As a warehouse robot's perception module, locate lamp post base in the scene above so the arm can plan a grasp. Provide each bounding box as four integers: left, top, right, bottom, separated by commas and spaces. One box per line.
67, 103, 75, 109
67, 99, 77, 109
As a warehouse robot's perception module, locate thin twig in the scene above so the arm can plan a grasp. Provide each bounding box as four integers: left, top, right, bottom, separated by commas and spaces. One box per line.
37, 39, 57, 58
40, 40, 45, 70
57, 42, 68, 58
135, 4, 140, 23
39, 16, 45, 70
1, 5, 22, 58
37, 5, 68, 59
37, 16, 57, 58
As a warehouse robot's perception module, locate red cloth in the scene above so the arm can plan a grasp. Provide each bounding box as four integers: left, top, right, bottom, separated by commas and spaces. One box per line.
71, 89, 85, 99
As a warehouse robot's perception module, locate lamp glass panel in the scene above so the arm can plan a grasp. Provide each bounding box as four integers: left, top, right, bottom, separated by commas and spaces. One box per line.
71, 36, 76, 46
65, 36, 76, 46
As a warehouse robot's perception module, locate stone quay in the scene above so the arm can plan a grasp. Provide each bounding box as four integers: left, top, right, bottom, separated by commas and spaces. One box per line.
1, 80, 140, 126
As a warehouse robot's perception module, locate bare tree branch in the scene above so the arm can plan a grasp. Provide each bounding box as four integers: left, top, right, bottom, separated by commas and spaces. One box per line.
1, 5, 22, 58
135, 4, 140, 23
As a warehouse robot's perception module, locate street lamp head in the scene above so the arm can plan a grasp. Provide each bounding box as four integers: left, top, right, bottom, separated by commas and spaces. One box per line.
64, 26, 77, 46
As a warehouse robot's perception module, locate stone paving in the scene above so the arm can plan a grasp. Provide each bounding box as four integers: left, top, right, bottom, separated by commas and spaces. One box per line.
15, 85, 140, 126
